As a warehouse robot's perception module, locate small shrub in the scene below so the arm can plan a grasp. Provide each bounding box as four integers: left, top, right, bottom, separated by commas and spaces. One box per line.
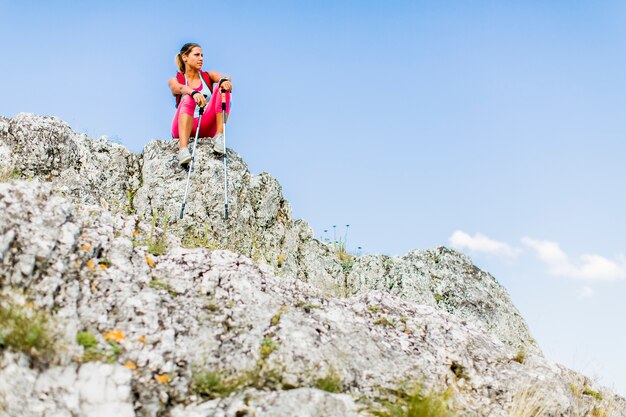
0, 299, 55, 359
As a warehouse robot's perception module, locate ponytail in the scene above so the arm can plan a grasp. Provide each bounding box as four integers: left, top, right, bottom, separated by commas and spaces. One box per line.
175, 52, 185, 73
175, 42, 201, 74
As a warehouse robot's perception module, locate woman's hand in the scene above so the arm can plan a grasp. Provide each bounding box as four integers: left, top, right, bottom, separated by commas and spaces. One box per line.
192, 91, 207, 108
220, 79, 233, 92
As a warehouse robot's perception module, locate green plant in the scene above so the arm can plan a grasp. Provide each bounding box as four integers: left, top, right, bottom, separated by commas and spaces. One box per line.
341, 256, 355, 274
0, 165, 21, 182
368, 306, 381, 313
192, 371, 238, 399
314, 369, 344, 393
371, 386, 454, 417
181, 225, 219, 250
270, 309, 283, 326
149, 278, 177, 297
373, 316, 395, 328
147, 211, 169, 255
125, 188, 137, 215
76, 330, 122, 363
569, 383, 582, 397
582, 388, 603, 401
76, 331, 98, 350
98, 258, 111, 267
295, 301, 321, 311
260, 337, 277, 359
0, 299, 55, 359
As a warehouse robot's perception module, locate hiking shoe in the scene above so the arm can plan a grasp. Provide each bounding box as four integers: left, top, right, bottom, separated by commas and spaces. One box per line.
178, 147, 191, 165
213, 133, 225, 155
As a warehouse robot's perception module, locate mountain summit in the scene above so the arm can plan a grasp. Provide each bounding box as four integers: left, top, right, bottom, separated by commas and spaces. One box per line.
0, 113, 623, 416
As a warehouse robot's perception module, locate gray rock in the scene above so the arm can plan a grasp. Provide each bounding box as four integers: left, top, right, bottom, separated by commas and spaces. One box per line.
1, 114, 624, 417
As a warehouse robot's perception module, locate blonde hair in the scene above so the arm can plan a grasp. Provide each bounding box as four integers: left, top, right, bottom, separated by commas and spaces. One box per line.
175, 42, 201, 73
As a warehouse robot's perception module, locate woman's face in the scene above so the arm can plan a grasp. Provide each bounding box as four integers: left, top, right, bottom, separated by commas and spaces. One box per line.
184, 46, 203, 71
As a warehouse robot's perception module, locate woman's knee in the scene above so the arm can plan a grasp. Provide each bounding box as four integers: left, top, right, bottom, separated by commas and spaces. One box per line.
178, 94, 197, 115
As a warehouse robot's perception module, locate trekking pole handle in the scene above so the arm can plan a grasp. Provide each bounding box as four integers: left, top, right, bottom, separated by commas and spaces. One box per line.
217, 77, 230, 90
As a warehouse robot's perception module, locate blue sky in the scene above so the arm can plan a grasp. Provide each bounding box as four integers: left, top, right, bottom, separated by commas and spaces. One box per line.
2, 0, 625, 395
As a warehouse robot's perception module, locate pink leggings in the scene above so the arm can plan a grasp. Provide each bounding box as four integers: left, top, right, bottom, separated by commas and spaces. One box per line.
171, 91, 231, 138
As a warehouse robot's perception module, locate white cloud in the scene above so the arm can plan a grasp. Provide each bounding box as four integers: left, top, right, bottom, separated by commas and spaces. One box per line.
521, 237, 626, 281
449, 230, 518, 257
578, 286, 595, 299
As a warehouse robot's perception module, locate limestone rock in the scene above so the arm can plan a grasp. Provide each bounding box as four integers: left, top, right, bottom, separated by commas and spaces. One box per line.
1, 114, 624, 416
0, 113, 535, 352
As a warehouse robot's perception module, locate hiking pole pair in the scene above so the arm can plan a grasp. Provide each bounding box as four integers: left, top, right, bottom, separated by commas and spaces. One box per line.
179, 81, 230, 220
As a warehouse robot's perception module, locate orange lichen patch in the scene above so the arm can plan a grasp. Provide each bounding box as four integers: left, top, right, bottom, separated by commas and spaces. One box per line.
124, 362, 137, 370
104, 329, 125, 343
80, 244, 92, 251
132, 230, 141, 236
138, 335, 147, 344
99, 264, 107, 270
145, 254, 156, 268
87, 259, 96, 271
404, 330, 412, 335
155, 374, 171, 384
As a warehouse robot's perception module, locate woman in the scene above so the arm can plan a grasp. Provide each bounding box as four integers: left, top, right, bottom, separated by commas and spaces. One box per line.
169, 42, 232, 165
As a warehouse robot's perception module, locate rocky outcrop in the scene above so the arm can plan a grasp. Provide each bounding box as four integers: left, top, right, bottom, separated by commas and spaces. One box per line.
1, 113, 623, 416
0, 113, 534, 352
1, 181, 623, 416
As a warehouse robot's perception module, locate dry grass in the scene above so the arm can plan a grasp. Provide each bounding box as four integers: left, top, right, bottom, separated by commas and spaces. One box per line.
507, 385, 551, 417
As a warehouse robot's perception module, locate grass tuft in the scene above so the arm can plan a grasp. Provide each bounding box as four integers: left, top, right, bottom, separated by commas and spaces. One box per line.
314, 369, 344, 393
373, 316, 395, 328
147, 211, 169, 256
371, 385, 454, 417
512, 350, 526, 364
0, 299, 55, 359
582, 388, 603, 401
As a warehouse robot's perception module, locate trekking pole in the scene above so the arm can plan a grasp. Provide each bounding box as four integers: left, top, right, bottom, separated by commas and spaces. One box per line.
179, 105, 205, 220
218, 78, 229, 220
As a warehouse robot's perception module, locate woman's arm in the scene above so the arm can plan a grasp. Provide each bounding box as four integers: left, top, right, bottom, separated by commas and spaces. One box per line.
208, 71, 232, 92
168, 77, 196, 97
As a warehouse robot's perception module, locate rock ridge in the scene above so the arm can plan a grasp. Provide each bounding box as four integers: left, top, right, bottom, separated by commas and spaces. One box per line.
0, 113, 623, 416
